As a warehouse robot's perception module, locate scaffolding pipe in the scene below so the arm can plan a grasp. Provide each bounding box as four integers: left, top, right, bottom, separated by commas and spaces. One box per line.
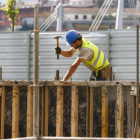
89, 0, 109, 31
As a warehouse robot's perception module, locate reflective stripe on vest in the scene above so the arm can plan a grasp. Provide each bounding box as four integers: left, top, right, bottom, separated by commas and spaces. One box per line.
90, 50, 101, 69
79, 38, 109, 71
90, 50, 106, 70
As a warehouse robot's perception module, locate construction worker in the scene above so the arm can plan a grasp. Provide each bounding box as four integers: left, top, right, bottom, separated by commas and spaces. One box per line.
55, 30, 110, 81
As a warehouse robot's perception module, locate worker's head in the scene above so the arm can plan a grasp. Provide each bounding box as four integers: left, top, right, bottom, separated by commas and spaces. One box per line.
66, 30, 82, 45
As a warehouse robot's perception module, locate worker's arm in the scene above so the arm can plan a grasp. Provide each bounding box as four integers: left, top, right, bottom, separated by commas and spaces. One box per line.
62, 57, 83, 81
55, 47, 76, 57
61, 47, 76, 57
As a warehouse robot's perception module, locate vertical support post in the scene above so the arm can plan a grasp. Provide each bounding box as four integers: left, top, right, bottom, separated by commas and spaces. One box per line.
41, 87, 45, 136
90, 87, 94, 137
45, 86, 49, 136
0, 68, 2, 139
56, 86, 64, 136
116, 85, 124, 138
101, 86, 108, 137
27, 86, 33, 137
126, 86, 132, 138
86, 87, 90, 137
106, 33, 110, 62
0, 87, 5, 139
109, 66, 112, 81
33, 4, 40, 139
132, 96, 136, 137
0, 88, 2, 139
71, 86, 78, 137
0, 67, 2, 80
56, 70, 59, 80
27, 34, 31, 80
134, 25, 139, 138
12, 86, 20, 138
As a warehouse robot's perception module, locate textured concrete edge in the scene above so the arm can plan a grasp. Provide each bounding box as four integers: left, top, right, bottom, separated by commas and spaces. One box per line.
1, 137, 139, 140
1, 137, 37, 140
0, 80, 138, 86
40, 137, 139, 140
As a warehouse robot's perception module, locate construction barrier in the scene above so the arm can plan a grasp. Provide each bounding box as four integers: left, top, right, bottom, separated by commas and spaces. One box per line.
0, 81, 139, 139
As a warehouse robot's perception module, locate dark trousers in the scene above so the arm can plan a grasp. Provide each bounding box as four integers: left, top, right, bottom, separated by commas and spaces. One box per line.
89, 70, 106, 81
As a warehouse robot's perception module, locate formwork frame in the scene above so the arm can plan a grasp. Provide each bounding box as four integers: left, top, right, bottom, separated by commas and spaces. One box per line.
0, 80, 139, 139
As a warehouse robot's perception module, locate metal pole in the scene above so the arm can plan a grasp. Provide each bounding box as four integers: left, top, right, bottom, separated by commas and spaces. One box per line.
115, 0, 124, 29
33, 5, 40, 139
134, 25, 139, 137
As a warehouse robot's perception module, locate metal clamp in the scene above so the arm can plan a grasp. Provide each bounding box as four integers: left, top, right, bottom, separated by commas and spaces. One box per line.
130, 86, 137, 96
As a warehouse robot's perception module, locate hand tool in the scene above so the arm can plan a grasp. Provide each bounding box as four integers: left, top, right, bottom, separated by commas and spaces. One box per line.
54, 36, 63, 60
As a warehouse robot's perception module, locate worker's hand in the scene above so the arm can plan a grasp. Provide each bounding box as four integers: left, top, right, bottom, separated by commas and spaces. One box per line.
55, 46, 61, 54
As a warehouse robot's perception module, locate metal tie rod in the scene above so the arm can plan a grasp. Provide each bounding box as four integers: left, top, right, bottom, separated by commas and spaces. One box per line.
95, 0, 113, 31
91, 0, 111, 31
40, 9, 57, 31
89, 0, 109, 31
42, 14, 57, 31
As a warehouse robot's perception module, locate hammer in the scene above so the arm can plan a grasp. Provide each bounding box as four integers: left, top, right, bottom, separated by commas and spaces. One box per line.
54, 36, 63, 60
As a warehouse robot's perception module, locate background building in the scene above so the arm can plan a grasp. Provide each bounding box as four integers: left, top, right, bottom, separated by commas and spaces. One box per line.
0, 0, 139, 31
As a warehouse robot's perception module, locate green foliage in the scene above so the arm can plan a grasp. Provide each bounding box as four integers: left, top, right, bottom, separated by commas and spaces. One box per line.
19, 21, 33, 31
1, 0, 19, 31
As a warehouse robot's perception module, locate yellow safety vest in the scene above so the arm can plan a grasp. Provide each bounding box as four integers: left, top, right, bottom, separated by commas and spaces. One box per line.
78, 38, 109, 74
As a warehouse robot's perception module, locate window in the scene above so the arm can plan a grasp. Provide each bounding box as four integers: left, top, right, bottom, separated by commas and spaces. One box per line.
92, 15, 95, 19
76, 2, 78, 5
42, 8, 44, 12
70, 2, 73, 5
83, 15, 87, 19
0, 19, 2, 21
5, 18, 7, 21
75, 15, 78, 19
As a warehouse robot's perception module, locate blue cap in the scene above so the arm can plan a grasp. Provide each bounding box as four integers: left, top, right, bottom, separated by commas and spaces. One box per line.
65, 30, 80, 45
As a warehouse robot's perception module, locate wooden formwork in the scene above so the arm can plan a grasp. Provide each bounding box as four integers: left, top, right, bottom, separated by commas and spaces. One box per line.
0, 81, 139, 139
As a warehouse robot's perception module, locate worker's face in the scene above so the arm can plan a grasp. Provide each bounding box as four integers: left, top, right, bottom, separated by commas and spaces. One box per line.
70, 40, 82, 49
